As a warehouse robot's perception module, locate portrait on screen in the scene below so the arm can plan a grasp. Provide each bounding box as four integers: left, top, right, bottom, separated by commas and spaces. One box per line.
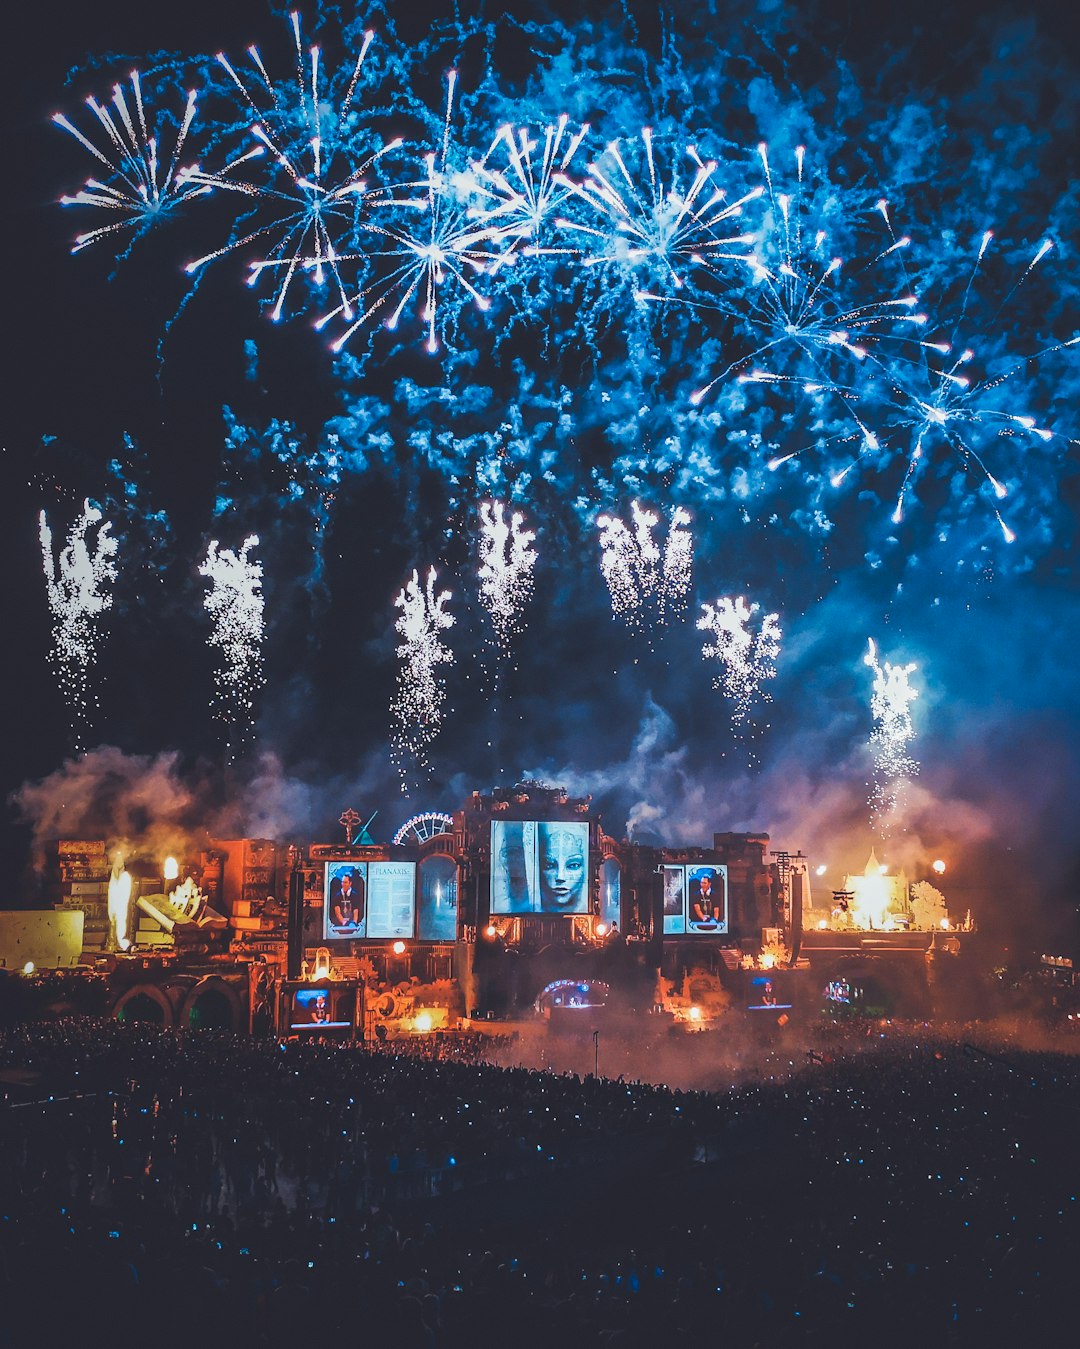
324, 862, 367, 939
537, 821, 589, 913
662, 866, 685, 934
490, 820, 536, 913
293, 988, 333, 1025
687, 865, 728, 933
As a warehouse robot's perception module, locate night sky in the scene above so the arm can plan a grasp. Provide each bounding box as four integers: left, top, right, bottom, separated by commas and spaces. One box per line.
3, 0, 1078, 949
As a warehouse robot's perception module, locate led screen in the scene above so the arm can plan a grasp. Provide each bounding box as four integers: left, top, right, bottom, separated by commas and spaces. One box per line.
747, 972, 793, 1011
663, 864, 729, 935
490, 820, 590, 914
324, 860, 416, 939
324, 862, 367, 939
662, 865, 685, 934
686, 865, 727, 933
418, 855, 458, 941
367, 861, 416, 938
291, 987, 350, 1028
599, 858, 621, 930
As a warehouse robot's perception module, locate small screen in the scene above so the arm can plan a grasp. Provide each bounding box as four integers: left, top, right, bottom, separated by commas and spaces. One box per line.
662, 865, 685, 935
418, 855, 458, 941
324, 862, 367, 939
747, 973, 793, 1011
663, 864, 729, 935
366, 861, 416, 938
291, 987, 349, 1029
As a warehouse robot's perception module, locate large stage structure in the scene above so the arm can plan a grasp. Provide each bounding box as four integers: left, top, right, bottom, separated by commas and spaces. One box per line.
11, 784, 978, 1034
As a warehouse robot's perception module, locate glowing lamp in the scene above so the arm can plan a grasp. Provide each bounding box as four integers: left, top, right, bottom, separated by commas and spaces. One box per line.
687, 1006, 702, 1021
940, 918, 950, 930
22, 961, 35, 976
878, 864, 889, 875
163, 856, 180, 882
595, 922, 608, 937
932, 859, 947, 875
815, 864, 827, 877
817, 919, 828, 930
485, 924, 497, 939
392, 940, 406, 955
414, 1011, 433, 1033
760, 952, 777, 970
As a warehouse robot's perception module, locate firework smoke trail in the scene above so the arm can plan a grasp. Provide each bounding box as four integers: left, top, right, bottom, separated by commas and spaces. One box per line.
321, 71, 519, 355
864, 637, 919, 832
39, 502, 119, 750
390, 567, 455, 788
697, 595, 781, 731
199, 535, 265, 756
55, 73, 209, 252
184, 14, 396, 322
561, 130, 759, 291
477, 501, 537, 659
818, 235, 1078, 541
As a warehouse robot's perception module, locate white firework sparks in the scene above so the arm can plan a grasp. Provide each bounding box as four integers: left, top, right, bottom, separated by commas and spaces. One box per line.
698, 595, 781, 727
660, 505, 693, 621
390, 567, 455, 783
689, 146, 924, 403
199, 535, 265, 746
864, 637, 919, 829
477, 500, 537, 656
184, 14, 393, 321
321, 71, 518, 354
55, 72, 209, 253
597, 501, 693, 629
821, 237, 1076, 541
467, 116, 590, 254
558, 130, 758, 290
39, 501, 119, 747
597, 501, 660, 628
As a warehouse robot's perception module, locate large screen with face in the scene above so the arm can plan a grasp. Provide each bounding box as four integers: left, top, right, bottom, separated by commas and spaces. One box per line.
662, 864, 729, 935
324, 861, 416, 939
490, 820, 590, 914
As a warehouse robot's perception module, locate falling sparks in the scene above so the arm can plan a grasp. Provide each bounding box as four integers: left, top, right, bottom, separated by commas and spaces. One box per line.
698, 595, 781, 728
390, 567, 455, 786
864, 637, 920, 830
39, 502, 119, 749
660, 505, 693, 621
477, 500, 537, 657
199, 535, 265, 751
597, 501, 692, 630
55, 72, 208, 252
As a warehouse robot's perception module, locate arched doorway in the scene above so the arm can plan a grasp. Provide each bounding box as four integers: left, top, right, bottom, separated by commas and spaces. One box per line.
114, 986, 171, 1025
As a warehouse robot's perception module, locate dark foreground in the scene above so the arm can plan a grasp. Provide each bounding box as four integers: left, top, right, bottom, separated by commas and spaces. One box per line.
1, 1019, 1077, 1347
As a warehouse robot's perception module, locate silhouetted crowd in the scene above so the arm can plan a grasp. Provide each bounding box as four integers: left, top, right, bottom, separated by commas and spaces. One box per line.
1, 1017, 1076, 1346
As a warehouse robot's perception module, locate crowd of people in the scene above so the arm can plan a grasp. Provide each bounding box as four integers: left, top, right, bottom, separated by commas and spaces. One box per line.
1, 1016, 1077, 1346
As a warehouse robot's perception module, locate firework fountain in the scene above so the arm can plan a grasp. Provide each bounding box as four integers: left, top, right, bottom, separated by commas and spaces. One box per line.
864, 637, 920, 833
198, 535, 265, 757
390, 567, 455, 790
39, 502, 119, 750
